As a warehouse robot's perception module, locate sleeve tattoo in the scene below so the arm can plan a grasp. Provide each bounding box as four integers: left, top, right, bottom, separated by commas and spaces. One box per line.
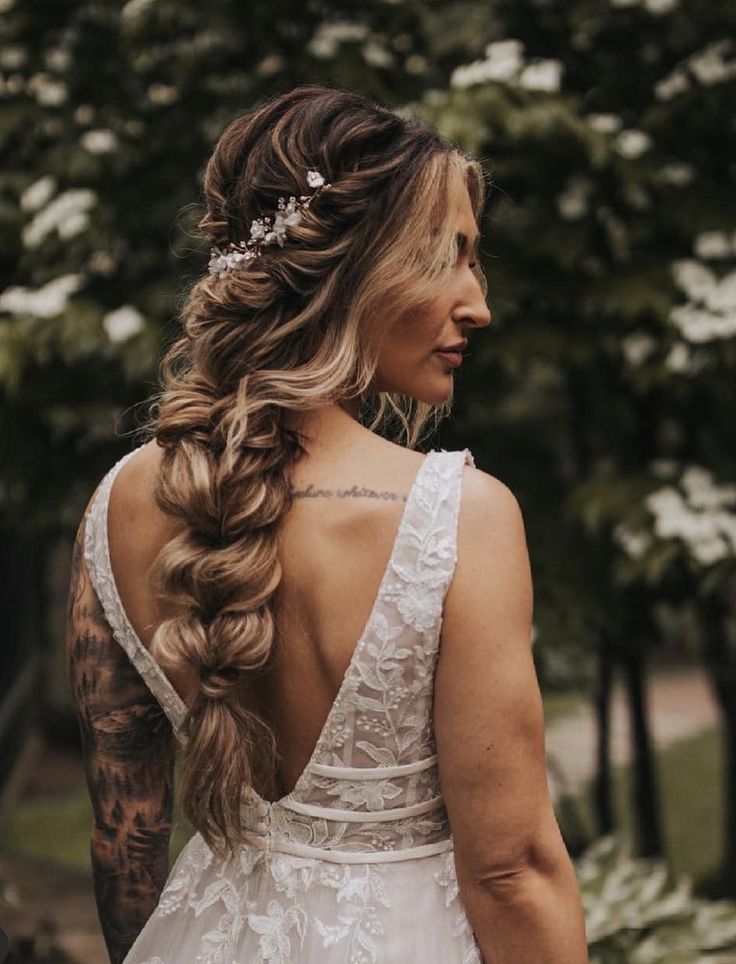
65, 504, 176, 964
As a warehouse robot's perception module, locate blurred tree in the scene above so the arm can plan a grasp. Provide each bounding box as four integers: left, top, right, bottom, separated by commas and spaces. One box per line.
416, 0, 736, 885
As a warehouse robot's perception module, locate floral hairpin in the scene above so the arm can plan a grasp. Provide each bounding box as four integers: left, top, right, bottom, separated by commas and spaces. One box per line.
208, 169, 331, 279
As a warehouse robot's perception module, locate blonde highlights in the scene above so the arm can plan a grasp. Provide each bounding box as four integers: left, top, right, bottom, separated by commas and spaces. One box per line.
138, 85, 488, 858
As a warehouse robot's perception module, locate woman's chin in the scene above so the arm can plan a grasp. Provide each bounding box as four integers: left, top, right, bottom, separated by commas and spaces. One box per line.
410, 376, 455, 406
373, 367, 456, 405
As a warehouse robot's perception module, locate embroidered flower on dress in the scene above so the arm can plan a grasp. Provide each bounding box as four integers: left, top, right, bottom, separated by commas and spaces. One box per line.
249, 900, 307, 963
326, 779, 403, 811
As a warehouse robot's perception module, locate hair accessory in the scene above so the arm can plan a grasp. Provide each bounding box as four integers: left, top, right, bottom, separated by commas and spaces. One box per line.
208, 169, 331, 279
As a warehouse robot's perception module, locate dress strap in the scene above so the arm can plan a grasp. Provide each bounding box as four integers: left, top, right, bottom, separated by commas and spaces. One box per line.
381, 447, 474, 641
82, 448, 189, 741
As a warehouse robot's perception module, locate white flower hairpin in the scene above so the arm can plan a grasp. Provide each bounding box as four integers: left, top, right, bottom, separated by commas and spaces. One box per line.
208, 169, 331, 279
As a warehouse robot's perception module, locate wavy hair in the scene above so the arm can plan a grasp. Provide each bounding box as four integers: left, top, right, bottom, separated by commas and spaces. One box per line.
138, 84, 489, 858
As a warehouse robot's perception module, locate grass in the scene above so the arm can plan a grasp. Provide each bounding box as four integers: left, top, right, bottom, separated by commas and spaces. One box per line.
558, 725, 722, 891
542, 689, 587, 724
0, 786, 195, 869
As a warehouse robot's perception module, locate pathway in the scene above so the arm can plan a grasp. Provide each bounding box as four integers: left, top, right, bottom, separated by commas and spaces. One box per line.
545, 664, 719, 801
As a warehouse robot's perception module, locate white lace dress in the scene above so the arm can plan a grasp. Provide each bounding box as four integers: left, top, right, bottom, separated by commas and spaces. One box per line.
83, 445, 482, 964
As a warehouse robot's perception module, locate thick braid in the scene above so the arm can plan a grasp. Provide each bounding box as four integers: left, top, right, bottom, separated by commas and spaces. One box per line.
140, 84, 489, 858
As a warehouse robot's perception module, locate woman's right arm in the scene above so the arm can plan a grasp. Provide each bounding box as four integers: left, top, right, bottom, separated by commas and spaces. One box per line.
433, 466, 589, 964
65, 507, 176, 964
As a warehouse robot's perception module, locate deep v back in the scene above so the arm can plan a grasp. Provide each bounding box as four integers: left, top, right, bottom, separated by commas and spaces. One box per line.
83, 442, 474, 857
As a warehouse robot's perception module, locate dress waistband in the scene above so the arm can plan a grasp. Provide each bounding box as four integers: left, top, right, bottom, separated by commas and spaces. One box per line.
242, 833, 454, 864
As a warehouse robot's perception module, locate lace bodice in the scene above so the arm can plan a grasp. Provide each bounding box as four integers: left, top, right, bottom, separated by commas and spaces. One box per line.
84, 444, 474, 861
82, 443, 482, 964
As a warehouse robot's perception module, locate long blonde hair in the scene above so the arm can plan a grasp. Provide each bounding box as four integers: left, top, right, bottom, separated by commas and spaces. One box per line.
139, 84, 488, 858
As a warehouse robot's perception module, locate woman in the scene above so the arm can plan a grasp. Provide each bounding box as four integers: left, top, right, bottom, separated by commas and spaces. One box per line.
66, 84, 589, 963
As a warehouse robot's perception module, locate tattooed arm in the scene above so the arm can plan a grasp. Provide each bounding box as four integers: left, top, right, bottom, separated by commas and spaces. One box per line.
65, 504, 176, 964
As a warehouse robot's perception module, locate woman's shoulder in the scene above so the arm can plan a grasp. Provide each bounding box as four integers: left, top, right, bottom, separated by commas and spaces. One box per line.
452, 460, 529, 592
458, 458, 522, 523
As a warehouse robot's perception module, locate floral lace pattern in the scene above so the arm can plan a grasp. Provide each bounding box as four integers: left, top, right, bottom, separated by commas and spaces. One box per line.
85, 445, 482, 962
139, 835, 394, 964
434, 851, 484, 964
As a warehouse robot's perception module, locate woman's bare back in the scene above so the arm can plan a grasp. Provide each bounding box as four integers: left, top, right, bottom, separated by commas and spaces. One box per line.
105, 420, 428, 798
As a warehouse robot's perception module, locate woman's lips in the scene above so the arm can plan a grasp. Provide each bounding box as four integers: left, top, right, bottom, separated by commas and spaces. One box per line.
435, 350, 463, 367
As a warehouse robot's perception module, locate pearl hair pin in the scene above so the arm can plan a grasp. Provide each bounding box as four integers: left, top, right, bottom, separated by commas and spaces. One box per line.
208, 170, 331, 279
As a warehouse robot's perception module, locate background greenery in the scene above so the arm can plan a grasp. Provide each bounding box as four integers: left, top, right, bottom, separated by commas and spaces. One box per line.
2, 0, 736, 956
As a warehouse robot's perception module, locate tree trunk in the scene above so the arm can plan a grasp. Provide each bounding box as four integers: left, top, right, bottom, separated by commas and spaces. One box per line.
621, 647, 663, 857
592, 625, 615, 837
699, 594, 736, 895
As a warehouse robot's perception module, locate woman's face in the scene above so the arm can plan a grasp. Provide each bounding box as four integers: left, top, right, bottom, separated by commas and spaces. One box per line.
369, 180, 492, 405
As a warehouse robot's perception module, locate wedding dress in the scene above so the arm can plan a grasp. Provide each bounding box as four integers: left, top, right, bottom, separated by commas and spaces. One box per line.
83, 444, 482, 963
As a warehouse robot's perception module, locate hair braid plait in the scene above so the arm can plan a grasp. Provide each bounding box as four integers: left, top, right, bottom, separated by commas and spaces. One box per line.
138, 84, 490, 858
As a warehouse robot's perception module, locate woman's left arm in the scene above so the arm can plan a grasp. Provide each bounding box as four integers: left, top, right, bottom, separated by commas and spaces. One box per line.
65, 506, 176, 964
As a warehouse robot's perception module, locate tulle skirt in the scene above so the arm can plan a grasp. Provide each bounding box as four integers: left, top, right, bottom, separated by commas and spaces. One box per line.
123, 831, 482, 964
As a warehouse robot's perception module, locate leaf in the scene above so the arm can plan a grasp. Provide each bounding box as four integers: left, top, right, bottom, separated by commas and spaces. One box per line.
355, 741, 397, 766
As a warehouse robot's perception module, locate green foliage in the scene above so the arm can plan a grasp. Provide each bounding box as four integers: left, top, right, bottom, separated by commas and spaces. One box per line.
576, 835, 736, 963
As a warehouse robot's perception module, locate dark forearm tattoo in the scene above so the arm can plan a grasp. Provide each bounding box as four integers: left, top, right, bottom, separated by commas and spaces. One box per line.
66, 507, 176, 964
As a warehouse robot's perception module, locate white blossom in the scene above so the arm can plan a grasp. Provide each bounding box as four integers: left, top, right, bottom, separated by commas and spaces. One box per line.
614, 523, 652, 559
0, 274, 83, 318
556, 176, 593, 220
451, 40, 524, 88
21, 188, 96, 248
88, 250, 116, 275
255, 54, 285, 77
147, 83, 178, 105
656, 162, 694, 186
405, 54, 428, 75
622, 332, 657, 367
669, 259, 736, 343
663, 342, 692, 374
671, 258, 717, 301
703, 271, 736, 312
74, 104, 95, 125
44, 47, 71, 72
688, 39, 736, 86
644, 0, 678, 14
80, 128, 118, 154
681, 466, 736, 510
669, 303, 736, 342
654, 68, 690, 101
306, 21, 369, 59
613, 129, 652, 159
102, 305, 146, 343
362, 40, 394, 68
121, 0, 159, 22
586, 112, 623, 134
20, 175, 56, 213
0, 45, 26, 69
28, 73, 67, 106
691, 537, 730, 565
483, 39, 525, 76
518, 59, 563, 92
694, 230, 735, 259
644, 469, 736, 565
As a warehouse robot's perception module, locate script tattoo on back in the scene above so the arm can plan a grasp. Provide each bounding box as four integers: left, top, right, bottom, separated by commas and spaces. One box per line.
65, 502, 176, 964
291, 483, 407, 502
